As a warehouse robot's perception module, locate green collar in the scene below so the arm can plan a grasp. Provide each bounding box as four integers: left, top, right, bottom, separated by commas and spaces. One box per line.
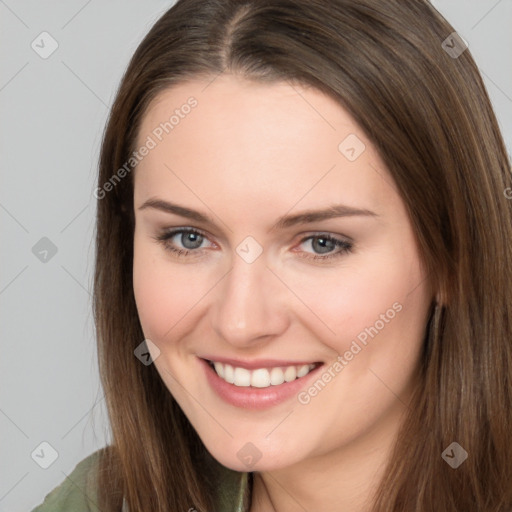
213, 466, 251, 511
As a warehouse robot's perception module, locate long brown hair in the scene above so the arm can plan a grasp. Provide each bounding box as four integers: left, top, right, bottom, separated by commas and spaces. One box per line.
93, 0, 512, 510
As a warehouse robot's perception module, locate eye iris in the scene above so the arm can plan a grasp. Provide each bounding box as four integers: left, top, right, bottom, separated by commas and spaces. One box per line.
181, 232, 203, 249
312, 237, 335, 254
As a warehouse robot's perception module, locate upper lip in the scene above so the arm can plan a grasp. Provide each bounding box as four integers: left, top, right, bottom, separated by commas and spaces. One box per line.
200, 356, 322, 370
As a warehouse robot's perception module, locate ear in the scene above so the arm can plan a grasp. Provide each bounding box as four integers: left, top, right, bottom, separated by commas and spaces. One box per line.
435, 285, 449, 307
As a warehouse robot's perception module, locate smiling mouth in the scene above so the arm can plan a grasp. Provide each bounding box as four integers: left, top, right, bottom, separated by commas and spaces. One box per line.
204, 359, 322, 388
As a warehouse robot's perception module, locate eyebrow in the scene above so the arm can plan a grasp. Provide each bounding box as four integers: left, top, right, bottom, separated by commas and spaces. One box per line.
138, 198, 378, 230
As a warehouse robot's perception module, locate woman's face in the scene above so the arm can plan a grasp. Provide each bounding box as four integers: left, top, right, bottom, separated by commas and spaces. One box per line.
132, 75, 433, 472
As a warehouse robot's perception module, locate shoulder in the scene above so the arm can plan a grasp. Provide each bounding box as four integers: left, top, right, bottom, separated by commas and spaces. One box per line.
30, 447, 249, 512
30, 449, 103, 512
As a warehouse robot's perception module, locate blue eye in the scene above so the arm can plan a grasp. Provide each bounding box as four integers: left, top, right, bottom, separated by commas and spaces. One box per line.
297, 234, 353, 261
156, 228, 211, 257
155, 229, 353, 261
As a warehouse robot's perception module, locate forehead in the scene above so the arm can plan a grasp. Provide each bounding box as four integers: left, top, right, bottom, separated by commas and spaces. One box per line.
134, 75, 397, 219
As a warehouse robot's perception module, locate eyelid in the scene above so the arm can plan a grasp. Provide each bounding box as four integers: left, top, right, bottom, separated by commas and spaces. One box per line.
296, 230, 353, 244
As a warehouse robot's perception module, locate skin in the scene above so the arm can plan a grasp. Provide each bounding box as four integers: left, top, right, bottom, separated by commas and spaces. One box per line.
132, 75, 433, 511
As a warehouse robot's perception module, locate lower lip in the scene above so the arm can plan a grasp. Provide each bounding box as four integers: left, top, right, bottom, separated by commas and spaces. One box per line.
200, 358, 323, 410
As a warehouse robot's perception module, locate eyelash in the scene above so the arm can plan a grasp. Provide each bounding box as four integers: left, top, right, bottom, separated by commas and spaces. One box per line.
154, 228, 353, 262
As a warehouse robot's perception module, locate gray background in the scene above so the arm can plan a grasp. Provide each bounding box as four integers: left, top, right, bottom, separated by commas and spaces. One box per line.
1, 1, 510, 510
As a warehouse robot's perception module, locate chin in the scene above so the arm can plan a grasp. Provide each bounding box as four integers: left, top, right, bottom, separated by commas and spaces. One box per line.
203, 435, 301, 473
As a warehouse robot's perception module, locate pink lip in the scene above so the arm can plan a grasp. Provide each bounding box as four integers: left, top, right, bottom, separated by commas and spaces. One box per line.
199, 355, 320, 370
199, 358, 323, 410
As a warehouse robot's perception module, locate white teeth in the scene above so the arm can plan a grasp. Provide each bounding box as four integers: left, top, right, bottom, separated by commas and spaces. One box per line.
270, 367, 285, 385
233, 367, 251, 387
224, 364, 234, 384
210, 361, 317, 388
284, 366, 297, 382
251, 368, 270, 388
297, 364, 310, 378
213, 362, 224, 378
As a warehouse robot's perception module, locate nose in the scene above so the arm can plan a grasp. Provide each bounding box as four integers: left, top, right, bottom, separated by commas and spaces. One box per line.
210, 251, 289, 348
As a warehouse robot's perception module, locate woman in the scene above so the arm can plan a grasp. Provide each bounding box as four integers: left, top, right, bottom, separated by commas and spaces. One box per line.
32, 0, 512, 511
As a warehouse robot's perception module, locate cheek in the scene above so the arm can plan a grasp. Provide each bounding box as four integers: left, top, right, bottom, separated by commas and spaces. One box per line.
289, 245, 429, 357
132, 235, 199, 342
